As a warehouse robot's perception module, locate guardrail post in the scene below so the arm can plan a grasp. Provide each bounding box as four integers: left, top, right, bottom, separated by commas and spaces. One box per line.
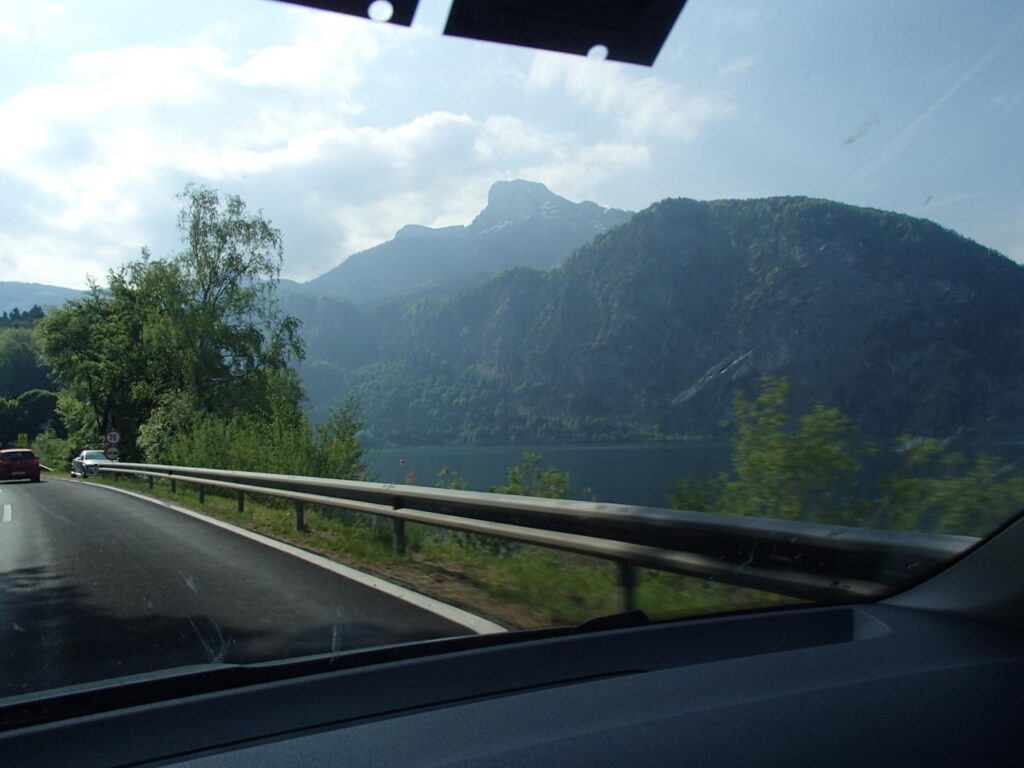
295, 500, 305, 531
198, 485, 205, 505
147, 475, 154, 489
618, 561, 637, 613
237, 491, 245, 515
393, 518, 407, 556
170, 478, 176, 494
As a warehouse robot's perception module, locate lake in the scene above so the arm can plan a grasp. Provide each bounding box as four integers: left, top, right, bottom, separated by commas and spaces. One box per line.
368, 440, 1024, 510
368, 442, 733, 508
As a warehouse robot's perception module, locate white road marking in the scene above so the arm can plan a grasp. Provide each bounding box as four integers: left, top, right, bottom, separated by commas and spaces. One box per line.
74, 481, 506, 635
2, 504, 11, 522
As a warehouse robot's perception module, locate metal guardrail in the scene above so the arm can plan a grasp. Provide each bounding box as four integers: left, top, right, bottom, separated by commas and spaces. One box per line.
96, 462, 979, 610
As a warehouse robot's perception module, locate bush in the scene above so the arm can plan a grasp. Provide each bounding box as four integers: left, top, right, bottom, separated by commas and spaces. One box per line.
32, 430, 74, 471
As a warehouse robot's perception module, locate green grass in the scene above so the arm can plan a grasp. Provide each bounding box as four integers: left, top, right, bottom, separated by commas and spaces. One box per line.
91, 475, 798, 629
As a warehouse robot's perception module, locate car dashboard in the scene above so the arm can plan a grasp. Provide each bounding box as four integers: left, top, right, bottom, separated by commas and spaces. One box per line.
2, 596, 1022, 767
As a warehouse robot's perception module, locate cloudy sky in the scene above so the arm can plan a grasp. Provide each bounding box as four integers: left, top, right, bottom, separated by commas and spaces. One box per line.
2, 0, 1022, 288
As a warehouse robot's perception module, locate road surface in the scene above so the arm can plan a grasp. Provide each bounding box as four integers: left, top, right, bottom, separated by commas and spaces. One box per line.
0, 478, 469, 699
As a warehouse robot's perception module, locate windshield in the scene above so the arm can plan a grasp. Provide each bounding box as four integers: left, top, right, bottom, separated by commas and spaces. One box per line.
1, 451, 35, 462
1, 0, 1022, 710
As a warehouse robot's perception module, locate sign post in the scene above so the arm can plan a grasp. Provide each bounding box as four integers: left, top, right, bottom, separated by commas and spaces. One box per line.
103, 427, 121, 463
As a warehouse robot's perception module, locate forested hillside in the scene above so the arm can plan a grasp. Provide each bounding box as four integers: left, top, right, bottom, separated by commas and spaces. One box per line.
0, 283, 83, 313
299, 196, 1024, 445
0, 306, 60, 447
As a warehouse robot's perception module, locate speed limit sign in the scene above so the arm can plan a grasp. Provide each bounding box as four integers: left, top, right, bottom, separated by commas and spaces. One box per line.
105, 429, 121, 445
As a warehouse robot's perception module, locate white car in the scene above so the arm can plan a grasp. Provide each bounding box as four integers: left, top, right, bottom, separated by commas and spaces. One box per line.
71, 449, 116, 478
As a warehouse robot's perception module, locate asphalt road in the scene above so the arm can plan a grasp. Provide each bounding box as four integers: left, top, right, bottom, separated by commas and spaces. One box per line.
0, 478, 469, 699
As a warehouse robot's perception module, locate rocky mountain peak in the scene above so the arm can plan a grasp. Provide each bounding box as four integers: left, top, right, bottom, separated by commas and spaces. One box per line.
471, 179, 572, 231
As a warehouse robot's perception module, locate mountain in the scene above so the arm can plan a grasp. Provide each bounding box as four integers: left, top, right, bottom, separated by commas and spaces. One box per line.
299, 196, 1024, 445
302, 180, 632, 303
0, 282, 84, 313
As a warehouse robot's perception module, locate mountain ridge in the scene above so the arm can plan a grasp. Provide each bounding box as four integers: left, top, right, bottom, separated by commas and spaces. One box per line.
298, 194, 1024, 445
0, 282, 85, 313
5, 189, 1022, 448
301, 179, 632, 303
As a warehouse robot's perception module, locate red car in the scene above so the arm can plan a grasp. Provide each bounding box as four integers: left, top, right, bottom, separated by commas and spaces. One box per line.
0, 449, 41, 483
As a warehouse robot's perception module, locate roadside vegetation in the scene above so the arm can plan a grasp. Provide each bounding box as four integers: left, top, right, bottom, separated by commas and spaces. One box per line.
24, 184, 1021, 628
31, 184, 364, 480
670, 378, 1024, 537
90, 460, 792, 630
0, 306, 60, 449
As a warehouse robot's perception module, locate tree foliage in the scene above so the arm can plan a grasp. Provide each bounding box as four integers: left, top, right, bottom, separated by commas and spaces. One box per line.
490, 451, 570, 499
0, 305, 46, 328
38, 285, 147, 441
38, 184, 304, 455
876, 438, 1024, 535
0, 389, 60, 447
138, 391, 368, 481
671, 377, 1022, 537
718, 378, 863, 522
0, 327, 53, 398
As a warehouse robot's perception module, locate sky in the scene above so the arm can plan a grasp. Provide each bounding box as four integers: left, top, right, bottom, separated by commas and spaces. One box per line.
1, 0, 1022, 288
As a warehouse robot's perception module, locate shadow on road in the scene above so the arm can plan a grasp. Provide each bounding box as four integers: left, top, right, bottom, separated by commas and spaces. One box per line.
0, 565, 414, 699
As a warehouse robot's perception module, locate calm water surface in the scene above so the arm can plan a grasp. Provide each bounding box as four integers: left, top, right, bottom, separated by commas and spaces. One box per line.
368, 441, 1024, 510
369, 442, 732, 508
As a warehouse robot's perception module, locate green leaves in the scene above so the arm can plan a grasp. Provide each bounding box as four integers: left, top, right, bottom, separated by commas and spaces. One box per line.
715, 378, 864, 522
672, 377, 1023, 536
490, 451, 570, 499
0, 326, 52, 398
37, 184, 304, 457
0, 389, 59, 446
140, 390, 368, 482
878, 438, 1024, 535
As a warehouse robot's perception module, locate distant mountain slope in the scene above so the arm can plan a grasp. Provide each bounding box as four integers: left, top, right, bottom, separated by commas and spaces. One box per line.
303, 180, 632, 303
0, 282, 84, 313
300, 196, 1024, 445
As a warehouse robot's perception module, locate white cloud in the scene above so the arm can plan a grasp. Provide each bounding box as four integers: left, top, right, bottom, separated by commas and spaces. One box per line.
0, 1, 64, 39
525, 52, 733, 141
519, 143, 651, 202
0, 11, 398, 285
0, 9, 650, 286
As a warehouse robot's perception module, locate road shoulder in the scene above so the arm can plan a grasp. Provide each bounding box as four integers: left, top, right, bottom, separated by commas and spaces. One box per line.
75, 479, 506, 635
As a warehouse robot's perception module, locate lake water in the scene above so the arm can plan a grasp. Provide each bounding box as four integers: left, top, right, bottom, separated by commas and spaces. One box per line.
368, 440, 1024, 510
368, 442, 733, 508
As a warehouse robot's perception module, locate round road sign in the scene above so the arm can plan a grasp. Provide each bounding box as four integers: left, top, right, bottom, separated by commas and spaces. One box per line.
105, 429, 121, 445
104, 445, 121, 461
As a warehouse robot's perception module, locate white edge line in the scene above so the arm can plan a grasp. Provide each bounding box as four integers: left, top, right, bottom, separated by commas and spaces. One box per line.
77, 480, 506, 635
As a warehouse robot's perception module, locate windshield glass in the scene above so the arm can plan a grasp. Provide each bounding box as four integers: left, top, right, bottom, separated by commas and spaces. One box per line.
1, 451, 35, 462
1, 0, 1022, 708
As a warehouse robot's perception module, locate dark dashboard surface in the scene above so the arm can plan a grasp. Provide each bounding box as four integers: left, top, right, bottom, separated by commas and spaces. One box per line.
3, 602, 1021, 767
